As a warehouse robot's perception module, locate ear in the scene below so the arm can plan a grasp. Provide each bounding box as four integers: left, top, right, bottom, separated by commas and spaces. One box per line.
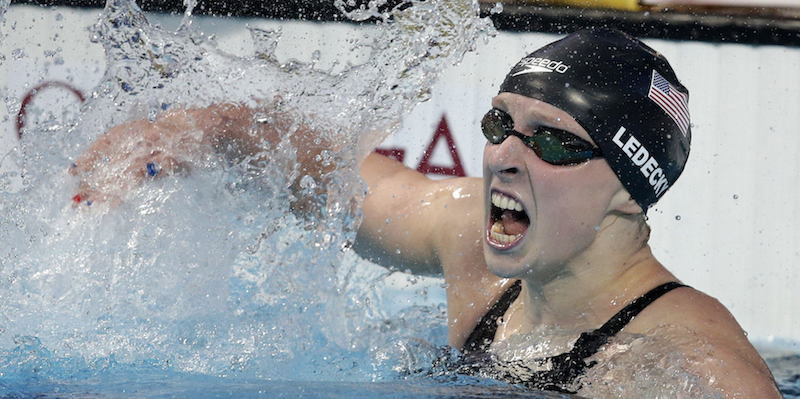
609, 188, 643, 215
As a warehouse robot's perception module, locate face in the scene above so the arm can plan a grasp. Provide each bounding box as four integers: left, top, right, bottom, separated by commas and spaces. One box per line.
482, 93, 629, 281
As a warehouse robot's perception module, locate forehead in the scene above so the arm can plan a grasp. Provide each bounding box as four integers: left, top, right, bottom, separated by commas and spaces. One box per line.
491, 93, 594, 143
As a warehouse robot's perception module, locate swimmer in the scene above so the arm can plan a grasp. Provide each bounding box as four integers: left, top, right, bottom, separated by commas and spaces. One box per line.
70, 28, 781, 397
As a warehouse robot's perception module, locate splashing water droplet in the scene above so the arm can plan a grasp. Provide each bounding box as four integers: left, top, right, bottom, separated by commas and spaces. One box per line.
1, 0, 490, 384
250, 26, 281, 62
0, 0, 10, 46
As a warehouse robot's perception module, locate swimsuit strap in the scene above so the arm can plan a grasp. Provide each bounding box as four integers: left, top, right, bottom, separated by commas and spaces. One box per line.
597, 281, 687, 338
462, 280, 522, 354
567, 281, 688, 360
530, 281, 689, 393
456, 281, 688, 393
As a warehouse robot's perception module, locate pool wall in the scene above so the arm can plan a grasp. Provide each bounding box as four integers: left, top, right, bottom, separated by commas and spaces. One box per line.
1, 4, 798, 347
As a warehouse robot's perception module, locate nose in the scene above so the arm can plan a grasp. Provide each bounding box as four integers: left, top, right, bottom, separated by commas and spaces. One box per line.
484, 134, 526, 179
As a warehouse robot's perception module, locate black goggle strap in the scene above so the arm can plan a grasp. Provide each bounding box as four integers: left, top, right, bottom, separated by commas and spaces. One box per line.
482, 108, 603, 165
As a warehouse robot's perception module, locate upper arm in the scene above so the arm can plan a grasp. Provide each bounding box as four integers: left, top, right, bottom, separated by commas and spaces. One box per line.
636, 289, 782, 398
354, 152, 483, 276
682, 297, 781, 398
694, 343, 782, 398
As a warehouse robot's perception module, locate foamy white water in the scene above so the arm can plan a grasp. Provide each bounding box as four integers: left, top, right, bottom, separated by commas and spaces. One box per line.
0, 0, 491, 383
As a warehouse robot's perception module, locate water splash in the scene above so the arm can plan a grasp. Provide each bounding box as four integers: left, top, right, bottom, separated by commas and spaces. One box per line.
0, 0, 492, 386
578, 329, 720, 399
0, 0, 9, 47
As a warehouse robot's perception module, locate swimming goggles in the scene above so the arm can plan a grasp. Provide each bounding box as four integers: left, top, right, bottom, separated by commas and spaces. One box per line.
481, 108, 604, 166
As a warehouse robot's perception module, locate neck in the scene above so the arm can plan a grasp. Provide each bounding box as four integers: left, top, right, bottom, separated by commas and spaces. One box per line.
509, 215, 676, 334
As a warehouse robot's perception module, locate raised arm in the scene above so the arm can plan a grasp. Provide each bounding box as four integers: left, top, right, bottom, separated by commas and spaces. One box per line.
354, 152, 484, 276
70, 102, 334, 206
70, 103, 486, 280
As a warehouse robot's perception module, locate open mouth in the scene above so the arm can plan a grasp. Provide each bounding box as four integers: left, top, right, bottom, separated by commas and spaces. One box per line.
487, 191, 530, 248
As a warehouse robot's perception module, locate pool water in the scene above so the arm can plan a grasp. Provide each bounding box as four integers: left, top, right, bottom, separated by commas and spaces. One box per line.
2, 352, 800, 398
765, 350, 800, 398
10, 375, 582, 399
3, 353, 799, 398
0, 0, 798, 398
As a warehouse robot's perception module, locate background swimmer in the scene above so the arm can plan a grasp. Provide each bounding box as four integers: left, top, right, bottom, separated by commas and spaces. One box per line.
70, 27, 781, 397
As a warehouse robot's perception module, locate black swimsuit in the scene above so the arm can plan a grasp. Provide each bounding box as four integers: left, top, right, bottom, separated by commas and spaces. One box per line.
457, 281, 688, 393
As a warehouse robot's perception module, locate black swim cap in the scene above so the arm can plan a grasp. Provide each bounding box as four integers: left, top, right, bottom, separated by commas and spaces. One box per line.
499, 27, 691, 211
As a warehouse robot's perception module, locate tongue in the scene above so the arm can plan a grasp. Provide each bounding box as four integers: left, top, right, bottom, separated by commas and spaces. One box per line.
500, 210, 528, 236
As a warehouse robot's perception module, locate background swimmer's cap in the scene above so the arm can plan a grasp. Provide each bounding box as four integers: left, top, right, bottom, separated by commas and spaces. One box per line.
500, 27, 691, 211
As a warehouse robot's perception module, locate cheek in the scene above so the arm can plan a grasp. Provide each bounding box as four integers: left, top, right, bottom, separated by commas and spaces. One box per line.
534, 177, 584, 238
532, 168, 616, 242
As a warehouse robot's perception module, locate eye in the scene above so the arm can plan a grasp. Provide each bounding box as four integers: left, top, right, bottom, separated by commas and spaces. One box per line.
494, 109, 515, 131
540, 127, 594, 151
561, 137, 595, 152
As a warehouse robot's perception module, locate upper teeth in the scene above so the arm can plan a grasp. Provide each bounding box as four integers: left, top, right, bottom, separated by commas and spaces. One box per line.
492, 192, 524, 212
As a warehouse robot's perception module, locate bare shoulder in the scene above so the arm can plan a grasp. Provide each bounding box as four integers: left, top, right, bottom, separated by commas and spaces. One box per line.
636, 287, 781, 398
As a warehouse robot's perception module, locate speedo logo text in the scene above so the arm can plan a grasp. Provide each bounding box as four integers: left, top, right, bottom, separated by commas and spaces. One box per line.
612, 127, 670, 197
510, 57, 570, 75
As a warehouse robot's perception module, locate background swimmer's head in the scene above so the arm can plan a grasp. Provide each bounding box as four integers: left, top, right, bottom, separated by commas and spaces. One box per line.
499, 27, 691, 212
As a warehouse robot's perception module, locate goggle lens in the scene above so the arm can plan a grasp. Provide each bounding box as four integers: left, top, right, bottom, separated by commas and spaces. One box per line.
481, 108, 603, 166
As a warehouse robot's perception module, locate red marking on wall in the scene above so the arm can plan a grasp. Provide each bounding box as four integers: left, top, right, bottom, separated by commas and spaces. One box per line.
374, 147, 405, 163
375, 114, 468, 178
17, 81, 86, 139
416, 115, 466, 177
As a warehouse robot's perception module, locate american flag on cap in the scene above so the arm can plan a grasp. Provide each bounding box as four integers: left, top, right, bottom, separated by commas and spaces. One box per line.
647, 70, 690, 136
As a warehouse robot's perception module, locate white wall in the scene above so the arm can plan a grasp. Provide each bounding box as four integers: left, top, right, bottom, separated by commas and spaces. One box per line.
2, 4, 799, 345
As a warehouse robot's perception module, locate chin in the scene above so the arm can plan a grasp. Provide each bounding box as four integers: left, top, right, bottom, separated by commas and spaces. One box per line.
484, 247, 528, 278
